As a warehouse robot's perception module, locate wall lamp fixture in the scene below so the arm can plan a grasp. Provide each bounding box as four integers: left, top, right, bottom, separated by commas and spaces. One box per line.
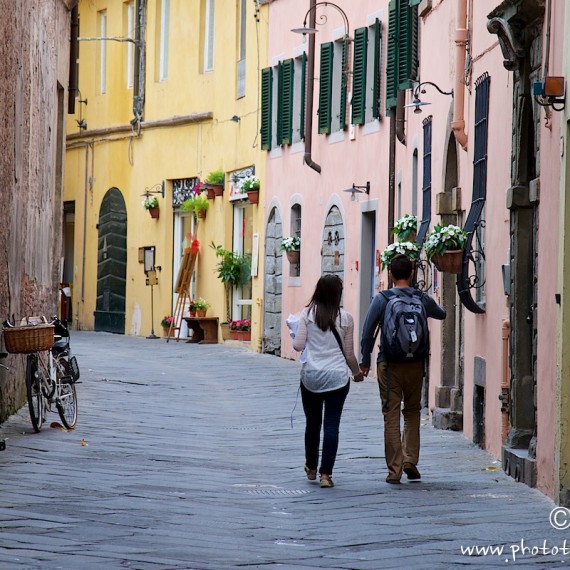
76, 93, 88, 131
533, 76, 565, 111
141, 181, 165, 202
405, 81, 454, 114
291, 1, 350, 40
343, 181, 370, 201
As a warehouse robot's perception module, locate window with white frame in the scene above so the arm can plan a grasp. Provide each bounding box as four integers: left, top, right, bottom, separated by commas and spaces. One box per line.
318, 39, 348, 134
158, 0, 170, 81
232, 203, 253, 320
99, 11, 107, 94
204, 0, 215, 72
237, 0, 246, 98
125, 1, 135, 89
352, 19, 382, 125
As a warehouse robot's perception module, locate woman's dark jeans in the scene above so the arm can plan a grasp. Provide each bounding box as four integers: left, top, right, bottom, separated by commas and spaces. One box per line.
301, 381, 350, 476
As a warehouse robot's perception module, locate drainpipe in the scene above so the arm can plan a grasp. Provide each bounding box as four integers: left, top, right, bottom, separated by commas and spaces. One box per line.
501, 320, 511, 442
303, 0, 321, 173
451, 0, 468, 150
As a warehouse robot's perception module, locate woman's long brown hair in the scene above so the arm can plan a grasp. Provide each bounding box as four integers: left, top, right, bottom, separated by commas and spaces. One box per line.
307, 274, 343, 331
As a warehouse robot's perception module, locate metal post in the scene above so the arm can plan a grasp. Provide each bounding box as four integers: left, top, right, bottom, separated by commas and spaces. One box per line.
147, 283, 158, 339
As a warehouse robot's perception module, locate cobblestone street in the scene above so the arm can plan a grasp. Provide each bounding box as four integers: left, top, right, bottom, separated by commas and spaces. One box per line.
0, 332, 567, 569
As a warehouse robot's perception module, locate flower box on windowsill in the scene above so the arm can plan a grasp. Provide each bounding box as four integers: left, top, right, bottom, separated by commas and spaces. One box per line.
230, 330, 251, 341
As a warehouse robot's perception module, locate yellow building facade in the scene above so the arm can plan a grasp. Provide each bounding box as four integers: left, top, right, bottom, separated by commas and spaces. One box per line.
65, 0, 268, 348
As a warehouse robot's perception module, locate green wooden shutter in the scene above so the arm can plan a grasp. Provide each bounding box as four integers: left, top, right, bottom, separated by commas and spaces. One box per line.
409, 0, 421, 5
339, 39, 349, 130
260, 67, 273, 150
385, 0, 397, 110
300, 53, 307, 140
276, 62, 283, 145
372, 18, 382, 119
318, 42, 333, 134
397, 1, 418, 90
351, 27, 367, 125
280, 59, 294, 145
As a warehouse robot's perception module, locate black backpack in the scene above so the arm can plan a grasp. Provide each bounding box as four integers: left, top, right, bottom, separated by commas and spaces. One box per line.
380, 289, 429, 362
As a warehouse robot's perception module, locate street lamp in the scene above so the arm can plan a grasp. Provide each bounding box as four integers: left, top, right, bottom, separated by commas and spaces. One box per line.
405, 81, 454, 114
291, 1, 350, 40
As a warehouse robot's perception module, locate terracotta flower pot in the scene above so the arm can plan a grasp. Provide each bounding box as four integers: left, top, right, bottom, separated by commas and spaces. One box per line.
149, 207, 160, 219
286, 250, 300, 264
196, 309, 207, 317
189, 310, 197, 317
431, 249, 464, 274
162, 326, 175, 338
230, 330, 251, 341
197, 209, 207, 219
211, 184, 224, 197
247, 190, 259, 204
220, 323, 231, 341
206, 187, 215, 200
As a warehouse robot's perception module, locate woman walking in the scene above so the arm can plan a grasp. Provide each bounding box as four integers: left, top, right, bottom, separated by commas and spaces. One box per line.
292, 274, 363, 488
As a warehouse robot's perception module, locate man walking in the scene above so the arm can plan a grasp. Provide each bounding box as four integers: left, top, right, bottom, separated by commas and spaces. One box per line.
360, 254, 446, 484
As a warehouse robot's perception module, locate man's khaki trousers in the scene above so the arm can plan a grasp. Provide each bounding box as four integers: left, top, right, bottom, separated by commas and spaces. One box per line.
377, 360, 424, 481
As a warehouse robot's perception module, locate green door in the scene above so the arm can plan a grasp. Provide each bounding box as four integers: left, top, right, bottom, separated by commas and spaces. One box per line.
95, 188, 127, 333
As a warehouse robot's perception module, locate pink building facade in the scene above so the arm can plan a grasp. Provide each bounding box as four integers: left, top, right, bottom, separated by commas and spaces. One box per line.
263, 0, 566, 501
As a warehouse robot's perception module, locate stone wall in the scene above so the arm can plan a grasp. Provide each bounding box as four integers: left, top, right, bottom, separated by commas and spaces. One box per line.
0, 0, 75, 422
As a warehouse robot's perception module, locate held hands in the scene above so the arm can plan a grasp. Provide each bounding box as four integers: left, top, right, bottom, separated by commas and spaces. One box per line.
359, 365, 370, 377
352, 372, 364, 382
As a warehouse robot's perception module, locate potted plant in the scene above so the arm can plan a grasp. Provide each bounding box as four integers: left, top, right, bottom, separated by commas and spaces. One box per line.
380, 241, 421, 270
161, 315, 175, 337
188, 299, 197, 317
206, 169, 225, 197
193, 297, 210, 317
181, 192, 210, 219
229, 319, 251, 341
211, 242, 251, 324
280, 236, 301, 265
143, 196, 160, 219
424, 224, 468, 274
241, 175, 260, 204
392, 214, 418, 242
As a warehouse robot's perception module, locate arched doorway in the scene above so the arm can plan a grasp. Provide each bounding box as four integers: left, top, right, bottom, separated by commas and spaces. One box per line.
321, 206, 344, 280
262, 206, 283, 355
94, 188, 127, 333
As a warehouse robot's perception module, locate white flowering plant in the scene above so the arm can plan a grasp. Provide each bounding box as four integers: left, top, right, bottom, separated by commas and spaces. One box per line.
142, 196, 159, 210
240, 175, 260, 192
280, 236, 301, 251
392, 214, 418, 241
380, 241, 420, 269
424, 224, 468, 260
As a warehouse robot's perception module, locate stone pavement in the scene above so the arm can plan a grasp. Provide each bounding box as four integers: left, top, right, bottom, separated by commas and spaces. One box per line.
0, 332, 568, 569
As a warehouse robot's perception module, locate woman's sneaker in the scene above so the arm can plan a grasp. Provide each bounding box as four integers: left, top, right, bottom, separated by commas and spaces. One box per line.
320, 474, 334, 488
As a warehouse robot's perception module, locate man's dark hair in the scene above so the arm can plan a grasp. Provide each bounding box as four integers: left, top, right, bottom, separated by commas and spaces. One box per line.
389, 254, 413, 280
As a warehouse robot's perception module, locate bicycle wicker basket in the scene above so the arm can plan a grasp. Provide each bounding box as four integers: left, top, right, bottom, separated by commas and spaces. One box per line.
3, 324, 55, 354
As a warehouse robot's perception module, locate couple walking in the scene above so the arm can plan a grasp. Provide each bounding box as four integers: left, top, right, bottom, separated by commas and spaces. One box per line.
291, 254, 445, 487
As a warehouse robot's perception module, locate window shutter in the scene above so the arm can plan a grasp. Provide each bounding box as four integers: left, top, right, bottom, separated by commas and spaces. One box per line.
339, 39, 349, 129
397, 1, 418, 91
276, 62, 283, 145
385, 0, 397, 110
409, 0, 421, 5
280, 59, 294, 145
318, 42, 333, 134
372, 18, 382, 119
351, 27, 367, 125
300, 52, 307, 140
260, 67, 273, 150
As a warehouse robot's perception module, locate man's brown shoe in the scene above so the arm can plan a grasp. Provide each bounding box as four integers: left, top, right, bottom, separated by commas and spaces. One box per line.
403, 464, 421, 480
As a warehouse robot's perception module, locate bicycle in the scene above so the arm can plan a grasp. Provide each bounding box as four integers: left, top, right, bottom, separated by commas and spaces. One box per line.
3, 317, 80, 432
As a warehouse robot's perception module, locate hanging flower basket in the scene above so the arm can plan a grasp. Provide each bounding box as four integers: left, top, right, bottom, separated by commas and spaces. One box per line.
431, 249, 464, 274
247, 190, 259, 204
286, 250, 300, 264
211, 184, 224, 197
197, 209, 207, 219
206, 186, 216, 200
149, 207, 160, 219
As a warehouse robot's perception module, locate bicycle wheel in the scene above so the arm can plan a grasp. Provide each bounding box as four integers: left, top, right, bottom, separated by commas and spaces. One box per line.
25, 355, 44, 433
56, 382, 77, 429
